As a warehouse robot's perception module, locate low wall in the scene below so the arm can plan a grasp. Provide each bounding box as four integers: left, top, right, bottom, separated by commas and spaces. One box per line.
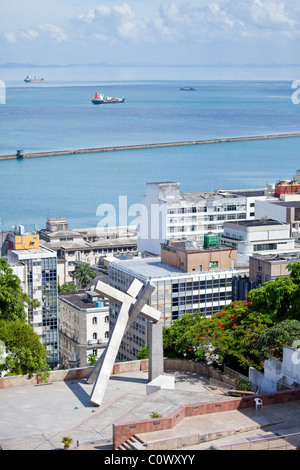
113, 389, 300, 449
164, 358, 237, 388
1, 358, 234, 390
2, 133, 300, 161
0, 359, 149, 389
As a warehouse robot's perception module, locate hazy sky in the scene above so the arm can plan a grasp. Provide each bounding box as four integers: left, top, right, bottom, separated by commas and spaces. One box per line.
1, 0, 300, 66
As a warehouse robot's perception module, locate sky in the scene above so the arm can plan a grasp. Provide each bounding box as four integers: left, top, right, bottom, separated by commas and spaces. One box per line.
1, 0, 300, 67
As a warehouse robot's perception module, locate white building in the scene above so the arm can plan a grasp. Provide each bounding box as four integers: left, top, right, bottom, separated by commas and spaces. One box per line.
58, 289, 109, 368
221, 219, 296, 256
138, 182, 272, 255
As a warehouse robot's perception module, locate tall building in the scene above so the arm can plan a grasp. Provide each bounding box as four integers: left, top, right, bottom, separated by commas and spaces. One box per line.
137, 182, 272, 255
4, 226, 58, 368
108, 241, 248, 362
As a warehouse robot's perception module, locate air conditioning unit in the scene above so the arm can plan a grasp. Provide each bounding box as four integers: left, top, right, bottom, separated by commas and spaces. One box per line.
88, 340, 93, 345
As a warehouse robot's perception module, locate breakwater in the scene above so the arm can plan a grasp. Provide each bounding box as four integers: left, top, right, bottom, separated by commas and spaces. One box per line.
1, 132, 300, 160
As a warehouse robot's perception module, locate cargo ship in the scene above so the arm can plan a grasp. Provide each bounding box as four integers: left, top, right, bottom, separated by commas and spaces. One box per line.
92, 92, 125, 104
24, 75, 44, 83
180, 86, 196, 91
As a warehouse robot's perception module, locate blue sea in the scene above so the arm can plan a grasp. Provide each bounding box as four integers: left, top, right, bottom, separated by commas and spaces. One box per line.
0, 66, 300, 232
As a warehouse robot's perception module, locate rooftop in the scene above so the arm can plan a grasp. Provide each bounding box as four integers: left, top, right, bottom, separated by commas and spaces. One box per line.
110, 255, 247, 281
58, 290, 109, 310
224, 218, 287, 228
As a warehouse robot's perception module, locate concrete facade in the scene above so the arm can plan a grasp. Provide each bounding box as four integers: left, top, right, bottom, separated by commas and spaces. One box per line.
161, 241, 237, 273
58, 290, 109, 368
137, 182, 272, 255
249, 345, 300, 394
39, 218, 137, 285
249, 251, 300, 285
222, 218, 295, 255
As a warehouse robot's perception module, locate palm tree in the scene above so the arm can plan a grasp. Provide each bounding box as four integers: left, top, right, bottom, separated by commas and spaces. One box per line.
71, 263, 96, 289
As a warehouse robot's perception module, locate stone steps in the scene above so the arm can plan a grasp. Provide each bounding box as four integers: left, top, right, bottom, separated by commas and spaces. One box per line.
118, 435, 145, 451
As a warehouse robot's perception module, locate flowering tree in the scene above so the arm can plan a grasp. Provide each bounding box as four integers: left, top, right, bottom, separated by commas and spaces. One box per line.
163, 302, 276, 372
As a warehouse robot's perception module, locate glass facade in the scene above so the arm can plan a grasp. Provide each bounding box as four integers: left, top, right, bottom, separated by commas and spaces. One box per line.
23, 255, 58, 368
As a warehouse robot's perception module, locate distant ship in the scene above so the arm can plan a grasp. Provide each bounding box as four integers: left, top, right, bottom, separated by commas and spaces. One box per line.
91, 92, 125, 104
24, 75, 44, 83
180, 86, 196, 91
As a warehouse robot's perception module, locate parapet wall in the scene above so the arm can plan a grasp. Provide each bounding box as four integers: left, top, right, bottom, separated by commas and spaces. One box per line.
113, 388, 300, 449
0, 359, 149, 389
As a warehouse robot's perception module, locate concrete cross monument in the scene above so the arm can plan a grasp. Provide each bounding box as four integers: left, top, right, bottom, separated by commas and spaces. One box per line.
87, 278, 163, 406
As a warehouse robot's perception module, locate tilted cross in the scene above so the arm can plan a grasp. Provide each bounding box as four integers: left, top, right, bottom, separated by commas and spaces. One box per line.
88, 278, 160, 406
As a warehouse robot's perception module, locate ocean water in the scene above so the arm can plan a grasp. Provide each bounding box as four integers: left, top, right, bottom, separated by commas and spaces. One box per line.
0, 73, 300, 232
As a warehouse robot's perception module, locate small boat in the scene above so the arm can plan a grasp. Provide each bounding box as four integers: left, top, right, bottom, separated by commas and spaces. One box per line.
91, 92, 125, 104
24, 75, 44, 83
180, 86, 196, 91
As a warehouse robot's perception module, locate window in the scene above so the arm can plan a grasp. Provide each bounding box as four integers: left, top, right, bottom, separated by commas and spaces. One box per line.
209, 261, 219, 268
93, 332, 97, 340
105, 315, 109, 323
92, 317, 97, 324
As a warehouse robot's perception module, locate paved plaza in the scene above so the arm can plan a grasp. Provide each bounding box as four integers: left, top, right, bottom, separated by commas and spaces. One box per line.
1, 369, 300, 450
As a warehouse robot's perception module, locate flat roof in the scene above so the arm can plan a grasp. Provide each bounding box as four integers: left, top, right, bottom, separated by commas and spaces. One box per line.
224, 218, 286, 227
58, 290, 109, 310
110, 256, 248, 281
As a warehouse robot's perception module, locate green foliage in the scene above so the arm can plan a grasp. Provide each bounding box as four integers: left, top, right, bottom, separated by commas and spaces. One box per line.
71, 263, 96, 289
163, 302, 275, 372
58, 282, 79, 293
149, 411, 161, 419
247, 262, 300, 321
0, 258, 30, 321
136, 345, 149, 360
163, 312, 207, 360
256, 319, 300, 361
88, 353, 97, 366
236, 378, 251, 391
0, 319, 49, 376
163, 263, 300, 373
247, 275, 297, 321
61, 436, 73, 448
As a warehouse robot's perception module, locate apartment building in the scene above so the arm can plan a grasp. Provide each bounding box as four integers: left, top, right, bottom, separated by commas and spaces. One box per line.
137, 182, 273, 255
221, 218, 296, 255
58, 289, 109, 368
38, 218, 137, 284
5, 226, 58, 367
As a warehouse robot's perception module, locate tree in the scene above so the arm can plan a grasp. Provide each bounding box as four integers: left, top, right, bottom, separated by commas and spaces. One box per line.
163, 302, 275, 372
256, 319, 300, 361
71, 263, 96, 289
136, 345, 149, 359
0, 319, 49, 376
58, 282, 79, 293
163, 312, 206, 360
247, 262, 300, 322
0, 258, 36, 321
